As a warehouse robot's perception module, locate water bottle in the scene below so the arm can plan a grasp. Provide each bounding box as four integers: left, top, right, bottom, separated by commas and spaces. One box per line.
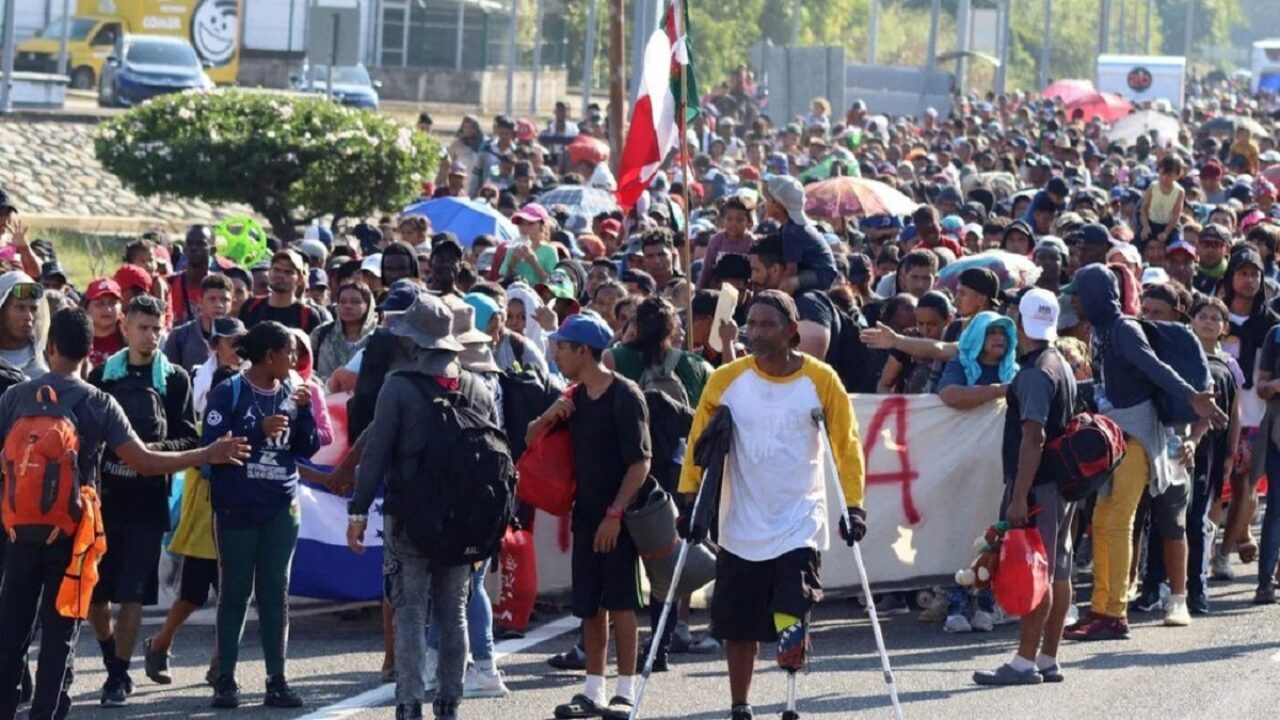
1165, 428, 1182, 461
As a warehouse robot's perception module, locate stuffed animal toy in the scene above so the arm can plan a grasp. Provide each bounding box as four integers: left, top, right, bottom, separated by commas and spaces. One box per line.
955, 521, 1011, 589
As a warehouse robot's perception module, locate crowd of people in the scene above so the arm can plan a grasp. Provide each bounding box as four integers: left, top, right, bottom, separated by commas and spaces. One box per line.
0, 66, 1279, 720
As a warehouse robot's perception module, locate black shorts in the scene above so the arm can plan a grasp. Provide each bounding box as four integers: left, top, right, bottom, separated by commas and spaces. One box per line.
571, 529, 644, 619
93, 521, 164, 606
711, 548, 823, 643
176, 556, 219, 607
1150, 481, 1190, 539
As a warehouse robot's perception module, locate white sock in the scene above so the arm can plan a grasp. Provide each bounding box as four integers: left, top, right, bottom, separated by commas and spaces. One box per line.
1035, 653, 1057, 670
584, 674, 606, 705
1008, 654, 1036, 672
615, 675, 636, 702
476, 658, 495, 673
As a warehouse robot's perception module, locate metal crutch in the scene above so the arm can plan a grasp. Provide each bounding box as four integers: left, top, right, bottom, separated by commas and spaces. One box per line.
811, 409, 906, 720
628, 464, 716, 720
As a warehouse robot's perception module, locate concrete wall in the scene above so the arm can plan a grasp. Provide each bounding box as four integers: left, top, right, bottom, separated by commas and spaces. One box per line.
845, 63, 954, 119
751, 42, 846, 125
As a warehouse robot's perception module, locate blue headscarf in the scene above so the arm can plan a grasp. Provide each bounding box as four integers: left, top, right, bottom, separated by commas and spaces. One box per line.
958, 311, 1017, 386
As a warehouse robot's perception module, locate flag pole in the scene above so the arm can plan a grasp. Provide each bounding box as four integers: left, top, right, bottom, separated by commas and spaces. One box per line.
678, 7, 693, 350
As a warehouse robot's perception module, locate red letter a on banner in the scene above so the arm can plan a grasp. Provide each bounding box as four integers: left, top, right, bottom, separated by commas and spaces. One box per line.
863, 396, 921, 525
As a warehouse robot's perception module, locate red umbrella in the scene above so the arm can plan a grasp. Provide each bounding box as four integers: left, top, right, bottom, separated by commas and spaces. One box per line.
1066, 91, 1132, 123
803, 177, 918, 220
567, 135, 610, 166
1042, 79, 1097, 106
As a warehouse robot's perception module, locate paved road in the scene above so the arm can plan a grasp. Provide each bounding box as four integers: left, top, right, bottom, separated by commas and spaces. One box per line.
55, 555, 1280, 720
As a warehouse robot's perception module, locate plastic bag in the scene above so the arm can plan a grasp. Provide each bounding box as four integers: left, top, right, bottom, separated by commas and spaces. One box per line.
993, 527, 1050, 616
516, 425, 576, 516
494, 527, 538, 633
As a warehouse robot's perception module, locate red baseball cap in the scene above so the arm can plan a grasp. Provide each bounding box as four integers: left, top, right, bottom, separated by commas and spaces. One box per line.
598, 218, 623, 238
113, 264, 153, 293
85, 277, 122, 302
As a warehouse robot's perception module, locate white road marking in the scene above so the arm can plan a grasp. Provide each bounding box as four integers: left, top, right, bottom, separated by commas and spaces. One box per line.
296, 614, 580, 720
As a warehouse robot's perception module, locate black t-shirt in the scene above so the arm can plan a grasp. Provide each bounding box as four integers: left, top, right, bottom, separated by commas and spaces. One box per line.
1196, 354, 1238, 488
569, 375, 652, 533
239, 298, 321, 333
1002, 347, 1077, 485
88, 362, 199, 527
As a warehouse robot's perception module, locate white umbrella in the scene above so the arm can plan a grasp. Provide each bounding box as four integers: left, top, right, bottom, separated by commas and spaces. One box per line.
1106, 110, 1182, 148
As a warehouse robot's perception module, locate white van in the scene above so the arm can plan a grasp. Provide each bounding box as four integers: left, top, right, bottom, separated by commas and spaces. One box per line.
1252, 40, 1280, 94
1096, 54, 1186, 110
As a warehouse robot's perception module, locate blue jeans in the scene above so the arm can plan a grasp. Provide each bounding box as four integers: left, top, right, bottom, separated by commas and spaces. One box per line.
428, 565, 494, 662
1258, 445, 1280, 589
946, 586, 994, 616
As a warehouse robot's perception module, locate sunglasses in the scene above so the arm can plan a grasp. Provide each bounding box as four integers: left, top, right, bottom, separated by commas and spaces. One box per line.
10, 284, 44, 301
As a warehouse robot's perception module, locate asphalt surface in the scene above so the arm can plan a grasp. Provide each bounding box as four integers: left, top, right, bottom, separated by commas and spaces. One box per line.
47, 551, 1280, 720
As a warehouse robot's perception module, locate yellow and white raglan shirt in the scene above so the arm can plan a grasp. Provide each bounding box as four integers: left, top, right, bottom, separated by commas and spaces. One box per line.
679, 355, 865, 562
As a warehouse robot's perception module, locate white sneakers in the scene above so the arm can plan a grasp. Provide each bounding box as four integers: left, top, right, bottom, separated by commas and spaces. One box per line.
970, 610, 995, 632
463, 663, 510, 699
943, 614, 972, 633
1164, 594, 1192, 627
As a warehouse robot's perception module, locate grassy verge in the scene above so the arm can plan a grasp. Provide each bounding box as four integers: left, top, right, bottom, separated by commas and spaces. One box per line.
38, 229, 134, 288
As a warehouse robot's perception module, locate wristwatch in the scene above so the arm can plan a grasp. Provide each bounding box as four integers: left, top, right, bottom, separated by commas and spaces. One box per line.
348, 514, 368, 524
605, 504, 624, 520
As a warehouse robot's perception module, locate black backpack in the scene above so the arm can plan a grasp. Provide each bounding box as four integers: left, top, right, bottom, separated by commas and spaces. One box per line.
1111, 318, 1210, 426
499, 334, 562, 460
103, 369, 169, 445
827, 300, 875, 394
390, 372, 515, 564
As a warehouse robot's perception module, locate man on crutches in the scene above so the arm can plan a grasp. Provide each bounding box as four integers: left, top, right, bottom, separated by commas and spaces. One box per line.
676, 290, 866, 720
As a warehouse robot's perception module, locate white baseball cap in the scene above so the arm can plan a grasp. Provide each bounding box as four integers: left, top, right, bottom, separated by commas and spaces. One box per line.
1018, 287, 1059, 342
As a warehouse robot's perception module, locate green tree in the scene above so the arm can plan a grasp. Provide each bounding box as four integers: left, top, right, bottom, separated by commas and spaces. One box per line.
95, 90, 438, 240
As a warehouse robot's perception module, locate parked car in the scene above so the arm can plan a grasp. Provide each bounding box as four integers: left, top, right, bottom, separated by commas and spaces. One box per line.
291, 64, 381, 110
99, 34, 214, 108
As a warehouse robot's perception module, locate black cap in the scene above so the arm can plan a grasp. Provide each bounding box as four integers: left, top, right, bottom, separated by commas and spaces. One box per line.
1080, 223, 1112, 247
0, 189, 16, 213
959, 267, 1001, 302
1046, 177, 1070, 197
431, 232, 463, 258
40, 260, 66, 281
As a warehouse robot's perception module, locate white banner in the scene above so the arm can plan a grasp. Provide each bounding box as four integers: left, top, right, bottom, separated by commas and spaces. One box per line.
529, 394, 1008, 594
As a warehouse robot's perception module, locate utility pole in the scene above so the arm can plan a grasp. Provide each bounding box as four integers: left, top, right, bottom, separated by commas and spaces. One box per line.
790, 0, 800, 46
505, 0, 518, 116
608, 0, 625, 172
454, 0, 465, 70
0, 0, 14, 114
1121, 0, 1131, 54
1144, 0, 1152, 54
956, 0, 971, 93
867, 0, 880, 65
582, 0, 598, 115
1184, 0, 1195, 60
1098, 0, 1112, 55
925, 0, 941, 70
995, 0, 1010, 95
531, 0, 543, 115
1038, 0, 1051, 89
57, 0, 72, 76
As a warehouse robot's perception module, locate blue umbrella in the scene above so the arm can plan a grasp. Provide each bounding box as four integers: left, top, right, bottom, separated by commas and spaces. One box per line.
534, 185, 619, 233
402, 197, 518, 248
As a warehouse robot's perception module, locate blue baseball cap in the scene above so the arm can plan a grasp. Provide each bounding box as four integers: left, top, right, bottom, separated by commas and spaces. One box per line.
378, 279, 419, 312
549, 313, 613, 351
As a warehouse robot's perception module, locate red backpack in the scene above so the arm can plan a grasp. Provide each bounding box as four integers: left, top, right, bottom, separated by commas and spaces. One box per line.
2, 385, 84, 541
1041, 412, 1127, 502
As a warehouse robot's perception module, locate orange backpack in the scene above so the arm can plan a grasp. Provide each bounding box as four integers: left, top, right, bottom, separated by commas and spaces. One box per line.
2, 385, 83, 542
